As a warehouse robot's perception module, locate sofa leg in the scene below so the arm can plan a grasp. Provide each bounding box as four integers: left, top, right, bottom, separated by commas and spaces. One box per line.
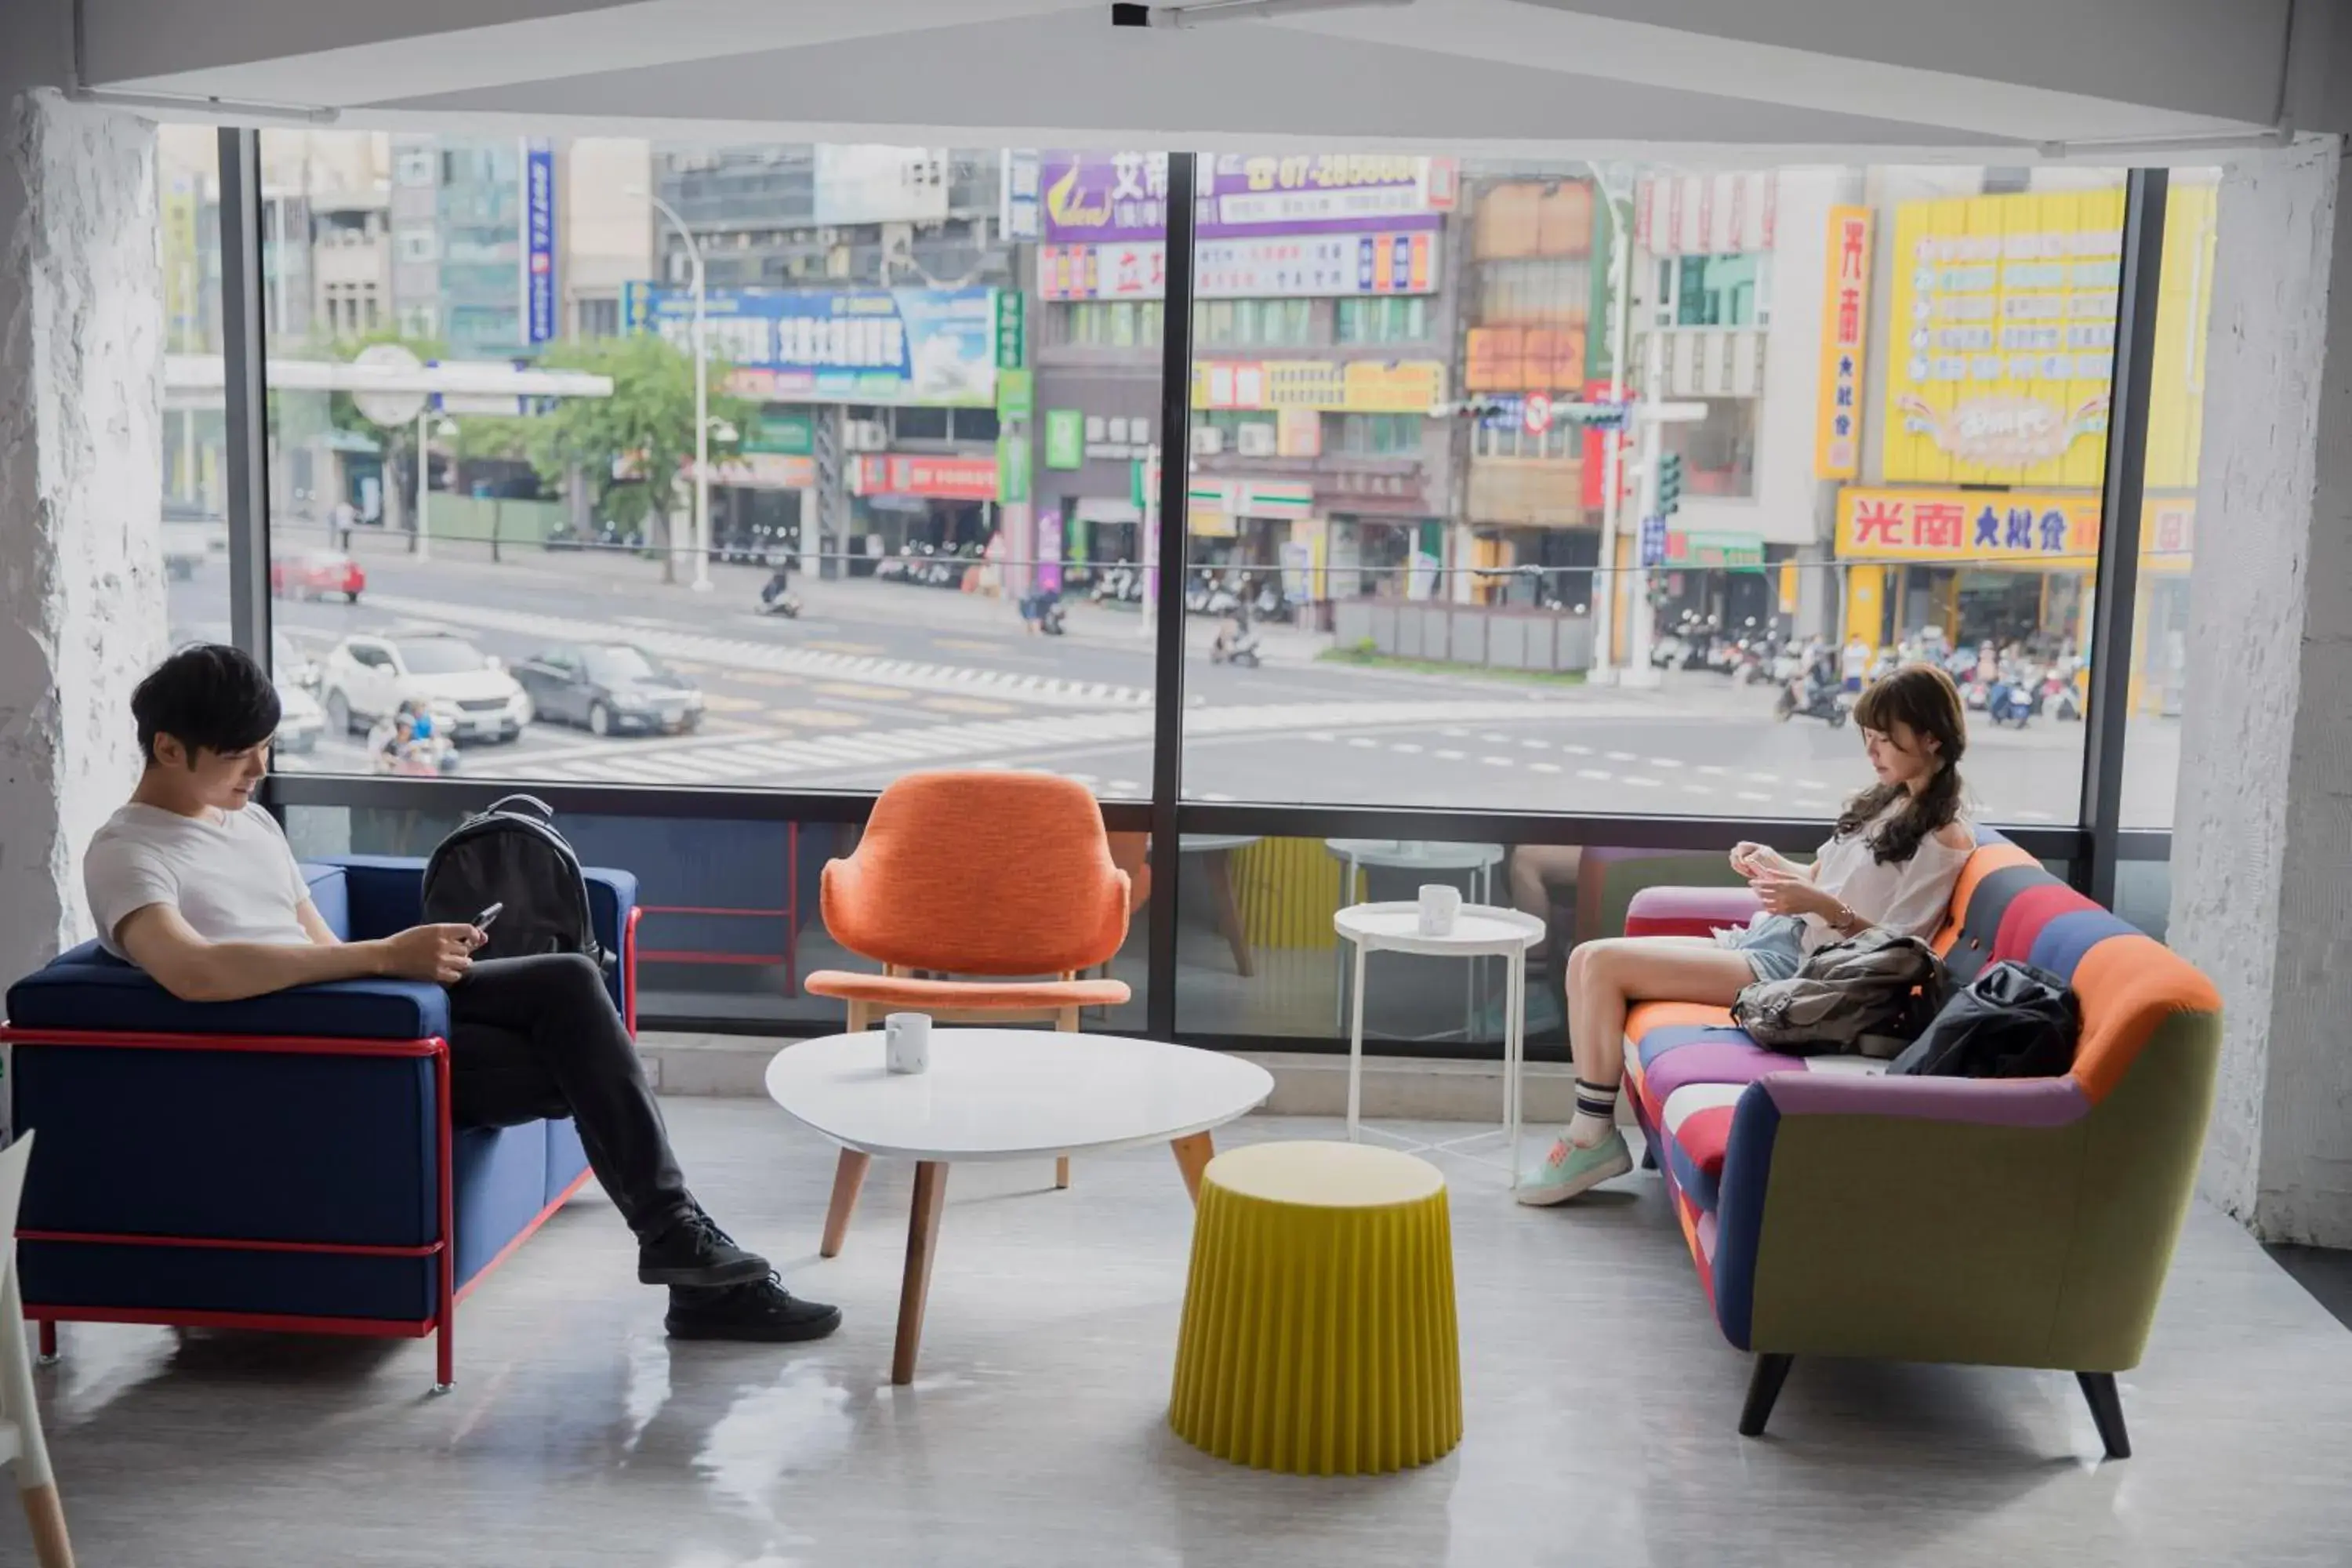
1739, 1353, 1794, 1437
2076, 1372, 2130, 1459
37, 1320, 57, 1364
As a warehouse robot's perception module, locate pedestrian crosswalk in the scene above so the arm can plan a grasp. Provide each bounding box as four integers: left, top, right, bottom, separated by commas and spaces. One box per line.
365, 592, 1155, 709
510, 696, 1637, 786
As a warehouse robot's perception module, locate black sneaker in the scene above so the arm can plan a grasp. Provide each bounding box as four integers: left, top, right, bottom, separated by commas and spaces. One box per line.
637, 1209, 771, 1288
666, 1275, 844, 1343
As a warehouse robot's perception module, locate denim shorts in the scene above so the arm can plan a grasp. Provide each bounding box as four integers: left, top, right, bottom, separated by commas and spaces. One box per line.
1724, 913, 1807, 982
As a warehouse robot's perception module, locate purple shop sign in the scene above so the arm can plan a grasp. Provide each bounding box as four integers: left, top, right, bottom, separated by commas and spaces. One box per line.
1040, 151, 1454, 242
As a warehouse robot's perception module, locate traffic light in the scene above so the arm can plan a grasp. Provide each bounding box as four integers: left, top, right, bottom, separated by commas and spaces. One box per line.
1657, 452, 1686, 518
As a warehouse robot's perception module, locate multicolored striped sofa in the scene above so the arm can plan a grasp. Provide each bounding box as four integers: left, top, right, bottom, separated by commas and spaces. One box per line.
1617, 836, 2222, 1457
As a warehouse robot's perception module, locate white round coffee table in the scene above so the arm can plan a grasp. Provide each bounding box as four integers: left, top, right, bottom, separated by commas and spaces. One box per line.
1334, 902, 1546, 1184
766, 1029, 1273, 1384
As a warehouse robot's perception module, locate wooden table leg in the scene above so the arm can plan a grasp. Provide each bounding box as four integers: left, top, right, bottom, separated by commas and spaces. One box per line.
821, 1149, 870, 1258
1171, 1133, 1215, 1203
892, 1161, 949, 1386
1203, 849, 1255, 978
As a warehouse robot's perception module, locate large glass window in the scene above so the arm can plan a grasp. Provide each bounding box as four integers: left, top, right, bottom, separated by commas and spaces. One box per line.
159, 127, 229, 657
1179, 159, 2132, 828
249, 134, 1160, 797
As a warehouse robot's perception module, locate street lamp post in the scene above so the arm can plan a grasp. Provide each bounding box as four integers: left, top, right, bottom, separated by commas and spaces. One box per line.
1586, 163, 1637, 683
648, 194, 713, 593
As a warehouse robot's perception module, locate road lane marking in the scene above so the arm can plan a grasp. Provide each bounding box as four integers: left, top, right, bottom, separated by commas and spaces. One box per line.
363, 590, 1153, 708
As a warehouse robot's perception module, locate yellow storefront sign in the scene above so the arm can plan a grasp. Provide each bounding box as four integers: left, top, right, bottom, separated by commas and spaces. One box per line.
1814, 206, 1871, 478
1838, 488, 2100, 563
1881, 183, 2218, 490
1835, 486, 2195, 568
1193, 359, 1446, 413
1883, 189, 2123, 488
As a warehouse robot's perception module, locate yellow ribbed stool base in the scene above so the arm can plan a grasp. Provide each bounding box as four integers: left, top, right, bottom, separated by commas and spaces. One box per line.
1169, 1141, 1461, 1475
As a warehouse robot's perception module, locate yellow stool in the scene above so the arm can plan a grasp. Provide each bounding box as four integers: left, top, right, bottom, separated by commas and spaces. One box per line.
1169, 1141, 1461, 1474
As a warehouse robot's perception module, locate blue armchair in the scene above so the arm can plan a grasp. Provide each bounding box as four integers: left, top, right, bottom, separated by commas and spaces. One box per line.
0, 855, 640, 1389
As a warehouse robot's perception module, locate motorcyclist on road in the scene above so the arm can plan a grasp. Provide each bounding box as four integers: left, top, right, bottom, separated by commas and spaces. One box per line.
1791, 641, 1838, 712
760, 552, 794, 607
1213, 601, 1256, 664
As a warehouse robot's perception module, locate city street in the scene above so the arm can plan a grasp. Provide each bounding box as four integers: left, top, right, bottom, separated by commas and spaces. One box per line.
174, 530, 2180, 827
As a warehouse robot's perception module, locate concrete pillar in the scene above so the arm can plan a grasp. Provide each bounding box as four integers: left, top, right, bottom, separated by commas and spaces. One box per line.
2170, 139, 2352, 1247
0, 83, 166, 981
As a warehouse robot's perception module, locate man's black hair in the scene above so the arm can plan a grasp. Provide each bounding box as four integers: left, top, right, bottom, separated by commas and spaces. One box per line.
132, 643, 280, 764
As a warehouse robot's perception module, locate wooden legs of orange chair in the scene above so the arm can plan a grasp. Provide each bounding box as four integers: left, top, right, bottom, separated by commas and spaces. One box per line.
892, 1161, 949, 1386
1171, 1132, 1215, 1203
821, 1149, 870, 1258
1054, 1000, 1078, 1190
1200, 848, 1255, 978
20, 1483, 72, 1568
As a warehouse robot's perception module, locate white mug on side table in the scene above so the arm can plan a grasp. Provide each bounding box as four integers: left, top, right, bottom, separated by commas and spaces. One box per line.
885, 1013, 931, 1075
1417, 884, 1461, 936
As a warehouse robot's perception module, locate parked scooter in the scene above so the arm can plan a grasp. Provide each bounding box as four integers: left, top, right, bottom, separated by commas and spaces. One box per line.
1985, 675, 2035, 728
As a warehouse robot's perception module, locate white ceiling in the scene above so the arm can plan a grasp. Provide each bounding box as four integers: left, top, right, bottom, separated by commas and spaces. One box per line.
80, 0, 2308, 162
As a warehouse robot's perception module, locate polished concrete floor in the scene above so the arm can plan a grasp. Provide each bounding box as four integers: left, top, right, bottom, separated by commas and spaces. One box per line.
24, 1102, 2352, 1568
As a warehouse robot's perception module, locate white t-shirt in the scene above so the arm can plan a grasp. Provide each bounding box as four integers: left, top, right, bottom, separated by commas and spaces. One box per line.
84, 803, 315, 958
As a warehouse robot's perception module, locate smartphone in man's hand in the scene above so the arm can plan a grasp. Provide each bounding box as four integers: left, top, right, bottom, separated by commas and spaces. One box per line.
474, 902, 504, 933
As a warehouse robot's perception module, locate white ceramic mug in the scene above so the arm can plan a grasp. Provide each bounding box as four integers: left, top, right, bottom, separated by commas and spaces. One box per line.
884, 1011, 931, 1075
1417, 883, 1462, 936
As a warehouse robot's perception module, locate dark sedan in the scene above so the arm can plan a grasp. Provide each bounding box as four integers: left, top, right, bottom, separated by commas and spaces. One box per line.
514, 643, 705, 737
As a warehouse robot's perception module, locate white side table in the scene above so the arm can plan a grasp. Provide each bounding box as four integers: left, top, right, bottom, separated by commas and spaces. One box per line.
1323, 839, 1507, 1036
1334, 901, 1545, 1184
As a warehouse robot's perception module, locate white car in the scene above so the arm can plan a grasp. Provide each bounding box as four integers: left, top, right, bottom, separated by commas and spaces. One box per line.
274, 681, 325, 754
321, 632, 532, 745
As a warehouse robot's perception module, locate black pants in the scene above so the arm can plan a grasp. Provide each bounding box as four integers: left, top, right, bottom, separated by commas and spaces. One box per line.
448, 953, 689, 1240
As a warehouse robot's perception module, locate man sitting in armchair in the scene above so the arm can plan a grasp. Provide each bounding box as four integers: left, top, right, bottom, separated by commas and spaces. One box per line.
82, 643, 839, 1345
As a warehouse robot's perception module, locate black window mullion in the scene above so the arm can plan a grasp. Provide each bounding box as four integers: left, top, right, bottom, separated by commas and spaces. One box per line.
217, 126, 273, 677
1145, 150, 1199, 1041
2078, 169, 2169, 906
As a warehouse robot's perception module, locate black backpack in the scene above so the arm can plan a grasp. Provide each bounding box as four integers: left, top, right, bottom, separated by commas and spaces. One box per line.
1889, 960, 2079, 1079
421, 794, 608, 974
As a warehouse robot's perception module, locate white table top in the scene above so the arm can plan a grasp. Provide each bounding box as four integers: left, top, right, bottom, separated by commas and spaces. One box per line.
764, 1029, 1275, 1163
1179, 833, 1262, 853
1325, 837, 1506, 871
1334, 901, 1546, 956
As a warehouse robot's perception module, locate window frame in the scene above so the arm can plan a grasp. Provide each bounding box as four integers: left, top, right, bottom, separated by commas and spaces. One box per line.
216, 136, 2170, 1038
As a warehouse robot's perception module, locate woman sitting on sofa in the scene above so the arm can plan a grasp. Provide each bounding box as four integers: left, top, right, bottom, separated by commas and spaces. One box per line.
1518, 662, 1976, 1205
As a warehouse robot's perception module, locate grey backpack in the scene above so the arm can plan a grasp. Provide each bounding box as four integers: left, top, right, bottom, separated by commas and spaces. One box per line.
1730, 927, 1947, 1058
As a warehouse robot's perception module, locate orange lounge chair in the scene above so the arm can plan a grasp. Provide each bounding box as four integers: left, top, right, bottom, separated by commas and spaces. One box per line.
803, 771, 1152, 1252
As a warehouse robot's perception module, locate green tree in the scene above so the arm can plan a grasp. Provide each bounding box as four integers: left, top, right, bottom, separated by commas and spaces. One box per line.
527, 333, 752, 583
